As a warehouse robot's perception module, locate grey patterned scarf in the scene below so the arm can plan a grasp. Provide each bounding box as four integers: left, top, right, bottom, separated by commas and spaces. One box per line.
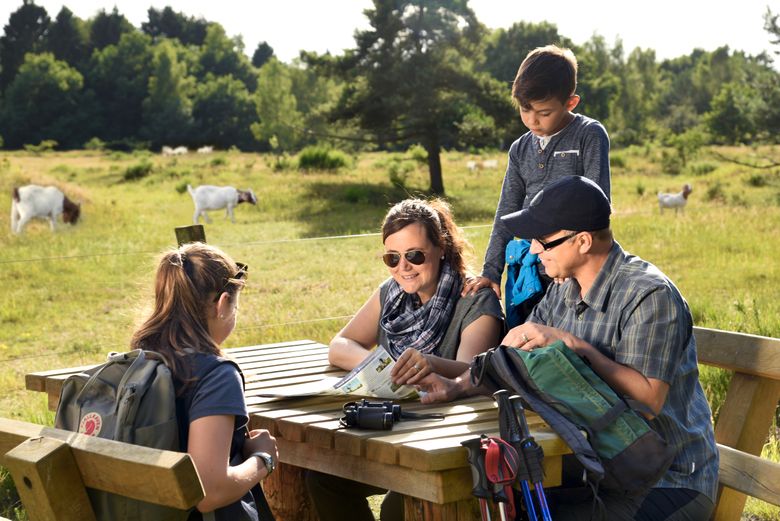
379, 262, 461, 359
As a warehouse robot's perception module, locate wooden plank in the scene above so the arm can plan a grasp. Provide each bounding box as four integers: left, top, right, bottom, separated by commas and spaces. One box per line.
0, 418, 203, 509
717, 444, 780, 507
712, 373, 780, 521
333, 399, 497, 457
4, 437, 97, 521
695, 326, 780, 380
25, 364, 96, 393
276, 437, 474, 504
262, 463, 317, 521
398, 428, 570, 473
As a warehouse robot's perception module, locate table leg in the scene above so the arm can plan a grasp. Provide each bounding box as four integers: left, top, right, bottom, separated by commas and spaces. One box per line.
263, 461, 317, 521
403, 495, 485, 521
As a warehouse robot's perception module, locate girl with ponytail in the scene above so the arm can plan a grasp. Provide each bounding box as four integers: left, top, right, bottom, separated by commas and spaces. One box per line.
132, 243, 276, 520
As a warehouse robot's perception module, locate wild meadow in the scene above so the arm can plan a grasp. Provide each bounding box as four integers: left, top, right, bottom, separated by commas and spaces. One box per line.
0, 145, 778, 519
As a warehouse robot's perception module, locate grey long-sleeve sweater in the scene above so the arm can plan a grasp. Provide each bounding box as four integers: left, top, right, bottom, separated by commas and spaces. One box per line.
482, 113, 611, 284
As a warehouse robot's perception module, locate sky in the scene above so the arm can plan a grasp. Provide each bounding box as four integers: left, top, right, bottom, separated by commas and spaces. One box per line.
0, 0, 777, 66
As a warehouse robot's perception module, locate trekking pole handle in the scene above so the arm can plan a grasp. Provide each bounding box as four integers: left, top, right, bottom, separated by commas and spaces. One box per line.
461, 437, 492, 500
509, 395, 532, 438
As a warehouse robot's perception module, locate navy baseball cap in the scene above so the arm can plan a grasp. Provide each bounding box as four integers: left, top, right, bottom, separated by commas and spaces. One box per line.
501, 176, 611, 239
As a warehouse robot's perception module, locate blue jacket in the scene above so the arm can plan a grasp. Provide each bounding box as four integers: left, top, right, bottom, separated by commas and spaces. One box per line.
505, 239, 542, 329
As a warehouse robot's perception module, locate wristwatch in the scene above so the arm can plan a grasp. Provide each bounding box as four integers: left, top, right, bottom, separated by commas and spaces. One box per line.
250, 451, 276, 475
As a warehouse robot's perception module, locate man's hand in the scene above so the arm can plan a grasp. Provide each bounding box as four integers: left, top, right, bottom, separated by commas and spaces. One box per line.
503, 323, 577, 351
415, 372, 464, 404
461, 275, 501, 298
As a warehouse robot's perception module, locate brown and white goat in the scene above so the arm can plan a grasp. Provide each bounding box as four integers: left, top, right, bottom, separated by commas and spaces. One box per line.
11, 185, 81, 234
658, 184, 693, 214
187, 184, 257, 224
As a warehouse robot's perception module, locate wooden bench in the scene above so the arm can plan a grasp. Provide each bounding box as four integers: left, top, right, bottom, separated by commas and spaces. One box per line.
695, 326, 780, 520
0, 417, 204, 521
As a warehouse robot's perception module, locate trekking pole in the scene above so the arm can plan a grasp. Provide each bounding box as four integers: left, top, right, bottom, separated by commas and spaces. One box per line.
494, 390, 538, 521
510, 394, 553, 521
461, 436, 493, 521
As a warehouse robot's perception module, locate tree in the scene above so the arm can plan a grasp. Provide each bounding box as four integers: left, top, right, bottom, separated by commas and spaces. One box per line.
87, 31, 154, 142
251, 41, 274, 68
0, 0, 50, 91
251, 58, 304, 151
765, 7, 780, 54
705, 82, 761, 144
0, 52, 94, 148
88, 7, 134, 52
198, 24, 256, 91
45, 7, 89, 71
310, 0, 511, 195
142, 6, 208, 46
192, 74, 257, 149
141, 40, 194, 147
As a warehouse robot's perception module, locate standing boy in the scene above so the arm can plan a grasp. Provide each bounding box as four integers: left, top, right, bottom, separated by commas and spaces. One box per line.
464, 45, 611, 325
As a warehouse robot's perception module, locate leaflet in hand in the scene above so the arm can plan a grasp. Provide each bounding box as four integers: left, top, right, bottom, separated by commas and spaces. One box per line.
254, 345, 418, 399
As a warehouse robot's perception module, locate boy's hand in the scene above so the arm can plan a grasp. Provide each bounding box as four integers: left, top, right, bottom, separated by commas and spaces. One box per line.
461, 276, 501, 299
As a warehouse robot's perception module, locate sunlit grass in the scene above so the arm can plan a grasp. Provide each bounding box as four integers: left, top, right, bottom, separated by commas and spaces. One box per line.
0, 146, 778, 520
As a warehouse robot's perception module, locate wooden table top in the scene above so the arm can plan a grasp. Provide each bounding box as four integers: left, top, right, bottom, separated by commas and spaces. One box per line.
26, 339, 571, 505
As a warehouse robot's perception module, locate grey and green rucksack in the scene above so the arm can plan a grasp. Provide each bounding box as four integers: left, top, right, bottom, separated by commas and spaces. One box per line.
471, 341, 675, 497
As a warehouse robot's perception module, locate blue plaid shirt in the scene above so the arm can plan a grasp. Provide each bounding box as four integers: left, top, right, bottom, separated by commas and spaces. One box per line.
528, 241, 719, 500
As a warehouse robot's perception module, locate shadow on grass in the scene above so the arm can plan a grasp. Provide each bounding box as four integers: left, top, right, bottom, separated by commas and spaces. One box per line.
296, 182, 429, 237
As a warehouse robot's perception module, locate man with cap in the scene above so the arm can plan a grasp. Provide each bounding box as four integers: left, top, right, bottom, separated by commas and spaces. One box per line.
418, 176, 718, 520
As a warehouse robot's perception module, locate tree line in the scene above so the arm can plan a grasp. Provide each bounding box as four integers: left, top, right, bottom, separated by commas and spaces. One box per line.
1, 0, 778, 193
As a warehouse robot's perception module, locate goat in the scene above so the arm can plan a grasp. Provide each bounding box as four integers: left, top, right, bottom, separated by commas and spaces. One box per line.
161, 146, 174, 156
197, 146, 214, 154
466, 160, 478, 172
187, 184, 257, 224
11, 185, 81, 234
481, 159, 498, 169
658, 184, 693, 214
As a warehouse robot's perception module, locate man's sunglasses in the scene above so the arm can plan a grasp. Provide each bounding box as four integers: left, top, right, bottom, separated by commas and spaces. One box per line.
534, 232, 580, 251
382, 250, 426, 268
213, 262, 248, 302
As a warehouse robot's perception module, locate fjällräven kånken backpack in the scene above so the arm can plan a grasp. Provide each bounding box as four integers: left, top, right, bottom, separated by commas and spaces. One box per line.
471, 341, 675, 496
54, 349, 238, 520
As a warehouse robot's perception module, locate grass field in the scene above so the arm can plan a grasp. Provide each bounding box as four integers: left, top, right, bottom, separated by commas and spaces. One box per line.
0, 145, 778, 519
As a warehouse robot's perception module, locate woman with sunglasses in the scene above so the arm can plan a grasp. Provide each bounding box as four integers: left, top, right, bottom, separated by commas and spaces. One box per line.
309, 199, 503, 521
131, 242, 276, 520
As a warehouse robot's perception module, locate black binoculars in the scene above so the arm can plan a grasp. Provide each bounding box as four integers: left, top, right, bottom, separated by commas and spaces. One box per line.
341, 399, 402, 430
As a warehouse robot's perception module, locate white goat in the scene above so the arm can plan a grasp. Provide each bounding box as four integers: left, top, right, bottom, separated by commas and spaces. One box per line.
197, 146, 214, 154
173, 146, 188, 155
481, 159, 498, 169
187, 184, 257, 224
161, 146, 175, 156
11, 185, 81, 234
658, 184, 693, 214
466, 160, 478, 172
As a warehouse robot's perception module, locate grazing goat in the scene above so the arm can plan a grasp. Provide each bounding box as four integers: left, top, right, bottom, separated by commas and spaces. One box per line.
197, 146, 214, 154
11, 185, 81, 234
187, 184, 257, 224
466, 159, 499, 172
658, 184, 693, 214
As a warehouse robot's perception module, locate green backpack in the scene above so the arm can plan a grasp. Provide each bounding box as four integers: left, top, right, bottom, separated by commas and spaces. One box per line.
55, 350, 188, 521
471, 341, 675, 496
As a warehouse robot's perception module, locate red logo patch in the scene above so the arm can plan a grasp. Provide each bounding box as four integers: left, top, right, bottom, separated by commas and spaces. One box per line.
78, 412, 103, 437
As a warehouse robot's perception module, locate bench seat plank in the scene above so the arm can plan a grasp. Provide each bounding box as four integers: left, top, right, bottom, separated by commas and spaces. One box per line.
0, 418, 203, 510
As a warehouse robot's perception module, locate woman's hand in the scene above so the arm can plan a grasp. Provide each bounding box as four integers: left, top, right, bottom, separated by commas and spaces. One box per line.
242, 428, 278, 465
503, 323, 575, 352
461, 276, 501, 298
391, 348, 433, 385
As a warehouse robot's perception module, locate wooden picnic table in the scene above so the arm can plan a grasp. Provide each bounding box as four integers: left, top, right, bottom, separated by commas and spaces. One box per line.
26, 339, 570, 521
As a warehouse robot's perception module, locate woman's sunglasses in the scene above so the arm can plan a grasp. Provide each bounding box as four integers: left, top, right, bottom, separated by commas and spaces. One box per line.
382, 250, 426, 268
213, 262, 248, 302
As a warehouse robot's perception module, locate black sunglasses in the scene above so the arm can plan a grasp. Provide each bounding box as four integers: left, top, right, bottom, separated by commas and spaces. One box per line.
534, 232, 580, 251
213, 262, 248, 302
382, 250, 426, 268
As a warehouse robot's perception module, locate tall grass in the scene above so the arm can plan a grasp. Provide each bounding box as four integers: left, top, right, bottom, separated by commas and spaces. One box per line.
0, 146, 778, 519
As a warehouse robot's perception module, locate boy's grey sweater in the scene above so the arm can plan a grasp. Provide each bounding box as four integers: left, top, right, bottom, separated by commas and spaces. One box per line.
482, 113, 611, 284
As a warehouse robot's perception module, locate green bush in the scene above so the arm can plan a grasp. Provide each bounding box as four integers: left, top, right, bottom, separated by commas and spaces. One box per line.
745, 174, 768, 187
660, 149, 682, 176
406, 144, 428, 164
210, 156, 227, 167
84, 137, 106, 151
610, 154, 627, 169
298, 146, 349, 171
705, 181, 725, 202
23, 140, 58, 153
123, 161, 153, 181
688, 162, 717, 176
175, 180, 191, 194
